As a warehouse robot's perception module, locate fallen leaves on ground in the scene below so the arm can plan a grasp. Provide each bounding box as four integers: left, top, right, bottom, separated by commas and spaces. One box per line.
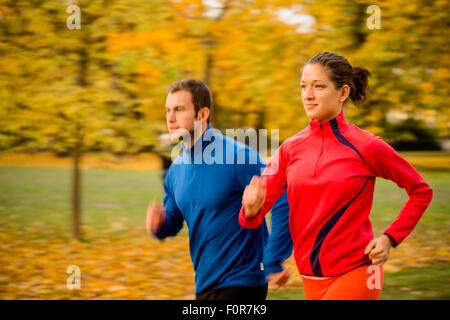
1, 225, 448, 299
0, 227, 195, 299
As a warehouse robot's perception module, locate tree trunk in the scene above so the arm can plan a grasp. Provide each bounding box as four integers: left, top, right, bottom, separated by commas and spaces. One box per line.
72, 146, 82, 240
71, 27, 89, 239
204, 48, 215, 126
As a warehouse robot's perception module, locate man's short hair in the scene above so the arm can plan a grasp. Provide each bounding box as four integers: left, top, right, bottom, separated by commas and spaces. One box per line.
167, 79, 212, 123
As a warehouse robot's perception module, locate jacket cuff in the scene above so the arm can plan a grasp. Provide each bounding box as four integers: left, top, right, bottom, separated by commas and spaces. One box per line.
238, 207, 264, 229
383, 232, 399, 248
263, 263, 284, 276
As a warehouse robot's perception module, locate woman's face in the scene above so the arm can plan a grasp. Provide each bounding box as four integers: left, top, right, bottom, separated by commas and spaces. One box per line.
300, 63, 349, 122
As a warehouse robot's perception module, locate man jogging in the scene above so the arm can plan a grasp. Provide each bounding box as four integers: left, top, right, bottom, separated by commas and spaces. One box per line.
145, 78, 292, 300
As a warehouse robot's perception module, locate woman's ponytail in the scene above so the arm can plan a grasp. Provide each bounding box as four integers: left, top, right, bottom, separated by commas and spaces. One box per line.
350, 66, 370, 106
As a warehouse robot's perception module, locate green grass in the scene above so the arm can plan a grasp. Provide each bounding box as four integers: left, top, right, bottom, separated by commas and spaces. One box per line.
0, 167, 161, 233
0, 151, 449, 299
0, 165, 191, 238
379, 263, 450, 300
371, 171, 450, 234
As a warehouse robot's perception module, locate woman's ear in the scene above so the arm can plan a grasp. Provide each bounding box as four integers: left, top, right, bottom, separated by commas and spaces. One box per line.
340, 84, 351, 103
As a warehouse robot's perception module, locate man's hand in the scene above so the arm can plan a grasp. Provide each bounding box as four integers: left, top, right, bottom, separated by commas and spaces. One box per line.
364, 234, 393, 266
145, 199, 166, 235
267, 268, 291, 291
242, 176, 267, 218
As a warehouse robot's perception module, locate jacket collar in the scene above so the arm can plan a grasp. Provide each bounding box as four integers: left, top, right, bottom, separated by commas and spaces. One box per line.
309, 111, 346, 131
181, 125, 214, 155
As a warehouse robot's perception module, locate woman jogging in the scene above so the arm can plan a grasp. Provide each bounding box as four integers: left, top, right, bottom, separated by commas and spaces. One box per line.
239, 52, 433, 300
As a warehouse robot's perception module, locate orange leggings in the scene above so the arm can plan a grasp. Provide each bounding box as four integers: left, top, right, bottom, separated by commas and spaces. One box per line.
301, 265, 383, 300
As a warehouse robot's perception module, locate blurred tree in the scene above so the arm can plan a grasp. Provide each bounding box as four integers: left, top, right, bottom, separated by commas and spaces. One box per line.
0, 0, 162, 239
0, 0, 449, 239
302, 0, 449, 141
106, 0, 312, 142
384, 118, 441, 151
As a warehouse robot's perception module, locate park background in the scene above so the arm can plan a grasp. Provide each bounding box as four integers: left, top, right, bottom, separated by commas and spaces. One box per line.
0, 0, 449, 299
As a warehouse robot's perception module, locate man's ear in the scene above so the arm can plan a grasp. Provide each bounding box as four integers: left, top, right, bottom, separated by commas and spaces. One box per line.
197, 107, 210, 122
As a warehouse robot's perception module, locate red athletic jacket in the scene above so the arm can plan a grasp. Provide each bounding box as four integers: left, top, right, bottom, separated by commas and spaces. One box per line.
239, 112, 433, 277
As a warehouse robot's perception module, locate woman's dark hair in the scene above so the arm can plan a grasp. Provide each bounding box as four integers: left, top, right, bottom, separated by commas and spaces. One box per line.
306, 52, 370, 106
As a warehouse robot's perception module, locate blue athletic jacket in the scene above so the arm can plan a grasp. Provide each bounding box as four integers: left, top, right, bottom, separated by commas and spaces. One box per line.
154, 126, 292, 294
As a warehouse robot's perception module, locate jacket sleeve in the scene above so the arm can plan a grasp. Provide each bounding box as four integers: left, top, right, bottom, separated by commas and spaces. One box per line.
234, 144, 292, 274
263, 191, 293, 275
233, 144, 266, 190
239, 144, 288, 229
154, 170, 184, 240
364, 137, 433, 247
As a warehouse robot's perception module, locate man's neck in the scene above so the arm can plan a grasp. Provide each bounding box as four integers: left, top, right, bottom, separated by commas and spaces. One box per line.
183, 122, 208, 149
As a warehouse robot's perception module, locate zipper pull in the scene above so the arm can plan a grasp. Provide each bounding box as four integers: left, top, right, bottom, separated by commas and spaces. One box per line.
319, 123, 323, 130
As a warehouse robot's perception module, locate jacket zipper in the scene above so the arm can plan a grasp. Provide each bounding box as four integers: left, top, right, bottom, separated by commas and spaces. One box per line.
313, 123, 324, 178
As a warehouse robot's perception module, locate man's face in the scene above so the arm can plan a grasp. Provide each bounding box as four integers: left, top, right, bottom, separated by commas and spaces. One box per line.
165, 90, 197, 139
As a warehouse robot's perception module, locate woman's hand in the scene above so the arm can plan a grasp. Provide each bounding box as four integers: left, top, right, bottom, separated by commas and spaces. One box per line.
364, 235, 393, 266
242, 176, 267, 218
